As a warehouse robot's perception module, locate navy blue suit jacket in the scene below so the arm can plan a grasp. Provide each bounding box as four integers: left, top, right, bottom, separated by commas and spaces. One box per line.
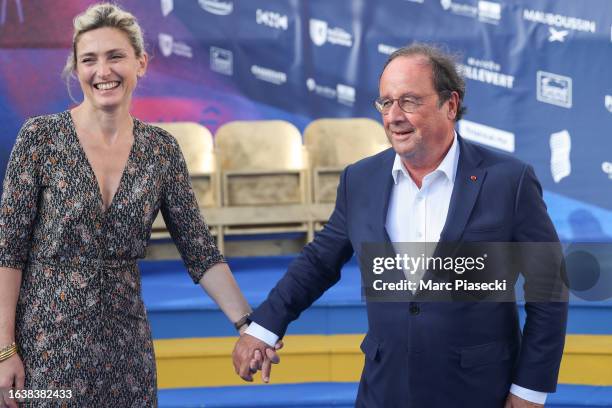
251, 137, 568, 407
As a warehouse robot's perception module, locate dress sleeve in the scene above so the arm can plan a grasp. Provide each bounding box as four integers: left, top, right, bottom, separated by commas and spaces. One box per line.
160, 136, 225, 283
0, 119, 42, 269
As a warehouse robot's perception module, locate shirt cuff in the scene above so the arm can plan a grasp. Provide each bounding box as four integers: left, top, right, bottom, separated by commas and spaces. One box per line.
510, 384, 547, 405
244, 322, 279, 347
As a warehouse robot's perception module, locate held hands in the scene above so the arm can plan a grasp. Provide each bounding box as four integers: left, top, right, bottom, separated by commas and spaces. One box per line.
505, 393, 544, 408
0, 354, 25, 408
232, 333, 283, 383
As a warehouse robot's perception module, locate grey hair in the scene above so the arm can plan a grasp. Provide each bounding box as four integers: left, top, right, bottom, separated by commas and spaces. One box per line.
61, 2, 146, 100
382, 43, 467, 121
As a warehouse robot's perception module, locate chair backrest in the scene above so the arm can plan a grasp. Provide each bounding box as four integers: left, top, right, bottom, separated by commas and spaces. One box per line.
303, 118, 389, 168
151, 122, 217, 207
215, 120, 304, 171
215, 120, 307, 206
303, 118, 390, 203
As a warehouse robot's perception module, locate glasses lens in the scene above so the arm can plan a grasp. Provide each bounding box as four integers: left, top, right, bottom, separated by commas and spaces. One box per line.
375, 98, 390, 113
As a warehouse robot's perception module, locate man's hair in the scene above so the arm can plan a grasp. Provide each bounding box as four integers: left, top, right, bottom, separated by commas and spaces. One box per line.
382, 43, 467, 121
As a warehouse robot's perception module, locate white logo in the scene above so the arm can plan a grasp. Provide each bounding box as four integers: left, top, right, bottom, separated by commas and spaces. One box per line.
309, 19, 328, 46
537, 71, 572, 108
251, 65, 287, 85
378, 43, 399, 56
309, 18, 353, 47
550, 130, 571, 183
199, 0, 233, 16
548, 27, 569, 42
161, 0, 174, 17
458, 120, 515, 153
405, 0, 425, 3
256, 9, 288, 31
478, 1, 501, 24
158, 33, 193, 58
306, 78, 355, 105
336, 84, 356, 106
458, 58, 514, 89
523, 9, 596, 33
602, 162, 612, 179
0, 0, 24, 25
605, 95, 612, 113
440, 0, 477, 18
210, 47, 233, 76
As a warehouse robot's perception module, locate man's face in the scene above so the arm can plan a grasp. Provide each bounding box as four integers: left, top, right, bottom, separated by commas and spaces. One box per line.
378, 55, 456, 162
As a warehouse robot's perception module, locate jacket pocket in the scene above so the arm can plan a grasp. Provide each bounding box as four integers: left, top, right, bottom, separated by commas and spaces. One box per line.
360, 334, 381, 362
460, 341, 511, 368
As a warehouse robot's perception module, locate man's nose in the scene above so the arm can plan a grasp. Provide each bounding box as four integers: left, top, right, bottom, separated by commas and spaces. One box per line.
387, 99, 405, 121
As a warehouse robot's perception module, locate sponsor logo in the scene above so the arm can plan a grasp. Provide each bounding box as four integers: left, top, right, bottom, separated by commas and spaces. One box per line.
458, 57, 514, 89
404, 0, 425, 3
306, 78, 355, 106
158, 33, 193, 58
378, 43, 399, 56
199, 0, 233, 16
440, 0, 501, 24
478, 1, 501, 24
256, 9, 288, 30
0, 0, 24, 25
605, 95, 612, 113
523, 9, 596, 33
336, 84, 356, 106
210, 46, 233, 75
548, 27, 569, 42
161, 0, 174, 17
537, 71, 572, 108
309, 18, 353, 47
602, 162, 612, 179
549, 130, 571, 183
458, 120, 515, 153
251, 65, 287, 85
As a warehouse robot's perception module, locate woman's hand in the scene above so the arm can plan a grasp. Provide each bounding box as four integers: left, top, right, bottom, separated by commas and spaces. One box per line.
0, 353, 25, 408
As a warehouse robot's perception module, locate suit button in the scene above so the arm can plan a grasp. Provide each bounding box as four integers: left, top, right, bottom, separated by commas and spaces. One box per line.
409, 304, 420, 315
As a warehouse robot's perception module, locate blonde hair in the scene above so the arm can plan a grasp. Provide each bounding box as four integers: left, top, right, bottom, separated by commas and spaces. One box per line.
62, 3, 146, 96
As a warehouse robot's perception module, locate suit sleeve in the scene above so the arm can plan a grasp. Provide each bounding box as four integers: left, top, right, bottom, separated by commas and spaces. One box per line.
249, 168, 355, 337
512, 164, 568, 392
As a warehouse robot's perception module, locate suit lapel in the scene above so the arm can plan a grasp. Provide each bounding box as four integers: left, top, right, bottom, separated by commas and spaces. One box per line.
439, 137, 486, 243
368, 149, 395, 243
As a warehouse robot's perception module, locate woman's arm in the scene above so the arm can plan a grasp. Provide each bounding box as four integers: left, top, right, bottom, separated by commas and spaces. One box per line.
0, 268, 21, 345
198, 262, 251, 328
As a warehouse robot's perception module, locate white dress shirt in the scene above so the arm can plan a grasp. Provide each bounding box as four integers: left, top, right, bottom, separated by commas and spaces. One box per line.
246, 132, 546, 405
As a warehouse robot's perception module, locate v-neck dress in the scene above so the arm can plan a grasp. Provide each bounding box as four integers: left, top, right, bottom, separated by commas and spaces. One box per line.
0, 111, 224, 406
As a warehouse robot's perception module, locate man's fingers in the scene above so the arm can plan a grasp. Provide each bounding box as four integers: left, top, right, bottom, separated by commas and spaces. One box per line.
265, 347, 280, 364
261, 355, 272, 383
238, 357, 254, 382
275, 340, 284, 350
252, 349, 263, 370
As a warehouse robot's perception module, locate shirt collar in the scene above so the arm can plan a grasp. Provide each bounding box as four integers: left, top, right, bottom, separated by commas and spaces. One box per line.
391, 131, 460, 185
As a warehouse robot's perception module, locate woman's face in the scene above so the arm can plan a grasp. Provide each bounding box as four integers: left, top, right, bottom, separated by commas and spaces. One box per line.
74, 27, 147, 112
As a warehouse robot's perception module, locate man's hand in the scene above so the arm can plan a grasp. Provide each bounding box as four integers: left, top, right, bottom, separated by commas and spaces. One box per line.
232, 333, 281, 383
505, 393, 544, 408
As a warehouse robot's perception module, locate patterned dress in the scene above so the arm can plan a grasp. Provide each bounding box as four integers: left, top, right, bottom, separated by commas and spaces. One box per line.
0, 111, 224, 407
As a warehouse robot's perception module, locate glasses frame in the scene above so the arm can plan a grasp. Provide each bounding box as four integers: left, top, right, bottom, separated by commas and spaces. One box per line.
373, 92, 447, 114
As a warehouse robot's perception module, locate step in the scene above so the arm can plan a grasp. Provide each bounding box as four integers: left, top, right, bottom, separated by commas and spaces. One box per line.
153, 334, 612, 389
157, 383, 612, 408
140, 258, 612, 339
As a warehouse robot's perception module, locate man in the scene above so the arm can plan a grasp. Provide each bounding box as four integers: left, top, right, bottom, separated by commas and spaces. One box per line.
233, 43, 568, 408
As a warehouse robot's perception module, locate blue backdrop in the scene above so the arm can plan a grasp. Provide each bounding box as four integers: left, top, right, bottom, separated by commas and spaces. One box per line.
0, 0, 610, 240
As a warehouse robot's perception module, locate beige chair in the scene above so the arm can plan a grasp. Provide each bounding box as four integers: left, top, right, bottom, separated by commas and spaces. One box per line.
214, 120, 312, 246
149, 122, 219, 240
303, 118, 390, 228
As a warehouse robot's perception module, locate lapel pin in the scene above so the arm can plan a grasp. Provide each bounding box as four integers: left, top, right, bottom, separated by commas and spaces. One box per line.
470, 175, 477, 181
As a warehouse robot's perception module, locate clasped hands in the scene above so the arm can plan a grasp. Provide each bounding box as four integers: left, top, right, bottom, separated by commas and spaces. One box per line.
232, 334, 283, 383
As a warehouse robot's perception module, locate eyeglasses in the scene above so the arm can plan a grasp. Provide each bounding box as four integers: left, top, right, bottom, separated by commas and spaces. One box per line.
373, 93, 439, 114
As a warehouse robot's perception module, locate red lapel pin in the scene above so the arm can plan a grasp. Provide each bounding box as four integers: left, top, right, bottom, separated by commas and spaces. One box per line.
470, 175, 477, 181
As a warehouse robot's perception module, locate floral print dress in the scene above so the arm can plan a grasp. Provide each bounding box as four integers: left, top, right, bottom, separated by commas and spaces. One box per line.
0, 111, 224, 407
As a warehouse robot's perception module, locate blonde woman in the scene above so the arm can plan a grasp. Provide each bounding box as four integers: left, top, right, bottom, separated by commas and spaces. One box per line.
0, 3, 275, 406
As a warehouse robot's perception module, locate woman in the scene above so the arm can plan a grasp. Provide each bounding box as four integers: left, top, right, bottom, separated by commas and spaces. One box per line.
0, 3, 269, 406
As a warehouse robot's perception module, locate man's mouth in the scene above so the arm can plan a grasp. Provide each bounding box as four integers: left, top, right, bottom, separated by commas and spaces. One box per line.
392, 129, 415, 137
94, 81, 120, 91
